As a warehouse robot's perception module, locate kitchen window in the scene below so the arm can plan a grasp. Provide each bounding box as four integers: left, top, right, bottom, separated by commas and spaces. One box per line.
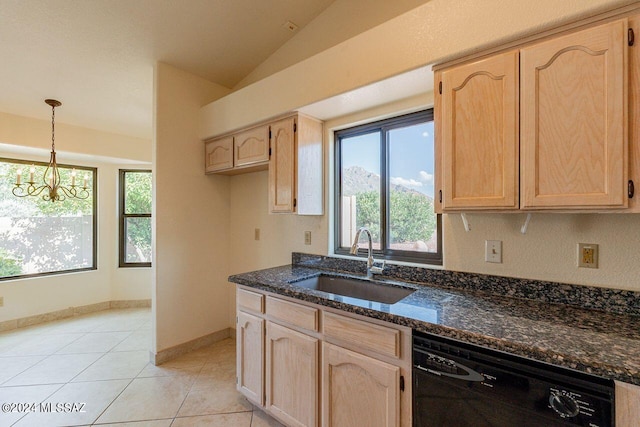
119, 169, 152, 267
334, 110, 442, 265
0, 157, 97, 280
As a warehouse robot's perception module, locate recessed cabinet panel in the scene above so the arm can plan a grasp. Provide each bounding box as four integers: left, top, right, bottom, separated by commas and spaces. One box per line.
266, 322, 319, 427
322, 342, 400, 427
236, 311, 264, 406
520, 19, 627, 209
205, 136, 233, 173
269, 117, 296, 213
441, 50, 519, 210
235, 125, 270, 167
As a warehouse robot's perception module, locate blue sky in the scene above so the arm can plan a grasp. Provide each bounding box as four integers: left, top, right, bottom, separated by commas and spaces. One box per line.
341, 121, 435, 197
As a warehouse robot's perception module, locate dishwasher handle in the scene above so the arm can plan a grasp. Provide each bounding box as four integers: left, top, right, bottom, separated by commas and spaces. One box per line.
415, 357, 485, 382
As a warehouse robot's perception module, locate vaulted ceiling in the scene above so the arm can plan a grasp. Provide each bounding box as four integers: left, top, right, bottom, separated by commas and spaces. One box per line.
0, 0, 428, 139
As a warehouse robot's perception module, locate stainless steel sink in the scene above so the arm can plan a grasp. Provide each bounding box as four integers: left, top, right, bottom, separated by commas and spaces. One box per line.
292, 275, 414, 304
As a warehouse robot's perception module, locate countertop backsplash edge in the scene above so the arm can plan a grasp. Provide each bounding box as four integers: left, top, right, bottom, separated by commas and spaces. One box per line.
291, 252, 640, 317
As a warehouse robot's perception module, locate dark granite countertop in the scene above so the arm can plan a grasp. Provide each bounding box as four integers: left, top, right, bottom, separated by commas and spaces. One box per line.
229, 253, 640, 386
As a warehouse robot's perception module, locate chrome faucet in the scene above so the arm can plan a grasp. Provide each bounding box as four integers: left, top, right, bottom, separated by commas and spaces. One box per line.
350, 227, 385, 278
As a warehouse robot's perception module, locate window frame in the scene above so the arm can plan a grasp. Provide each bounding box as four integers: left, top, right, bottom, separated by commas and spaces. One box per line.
118, 169, 152, 268
333, 110, 442, 265
0, 157, 98, 281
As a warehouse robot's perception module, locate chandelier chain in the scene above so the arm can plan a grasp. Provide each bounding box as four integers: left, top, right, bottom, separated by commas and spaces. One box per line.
51, 103, 55, 152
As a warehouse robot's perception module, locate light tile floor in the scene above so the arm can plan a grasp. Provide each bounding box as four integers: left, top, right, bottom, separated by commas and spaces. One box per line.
0, 308, 283, 427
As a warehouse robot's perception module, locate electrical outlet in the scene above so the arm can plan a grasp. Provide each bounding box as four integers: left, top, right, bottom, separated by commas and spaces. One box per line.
578, 243, 598, 268
485, 240, 502, 263
254, 228, 260, 241
304, 231, 311, 245
0, 296, 3, 307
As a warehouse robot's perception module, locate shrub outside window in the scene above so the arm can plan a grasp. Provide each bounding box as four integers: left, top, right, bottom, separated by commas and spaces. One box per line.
119, 170, 152, 267
0, 158, 97, 280
334, 110, 442, 265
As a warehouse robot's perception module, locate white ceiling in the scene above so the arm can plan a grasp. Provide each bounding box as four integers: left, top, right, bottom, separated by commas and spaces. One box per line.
0, 0, 433, 142
0, 0, 336, 139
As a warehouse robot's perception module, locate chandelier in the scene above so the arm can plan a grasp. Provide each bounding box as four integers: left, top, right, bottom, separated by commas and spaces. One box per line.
12, 99, 90, 202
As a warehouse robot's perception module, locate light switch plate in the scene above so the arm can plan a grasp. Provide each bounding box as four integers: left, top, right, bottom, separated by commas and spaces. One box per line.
485, 240, 502, 263
254, 228, 260, 241
304, 231, 311, 245
0, 296, 3, 307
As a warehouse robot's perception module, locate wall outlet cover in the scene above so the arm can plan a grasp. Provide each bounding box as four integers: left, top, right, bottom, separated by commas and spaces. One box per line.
578, 243, 598, 268
254, 228, 260, 241
304, 231, 311, 245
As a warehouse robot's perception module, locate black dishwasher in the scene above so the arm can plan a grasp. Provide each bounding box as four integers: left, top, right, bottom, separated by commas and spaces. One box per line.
413, 331, 614, 427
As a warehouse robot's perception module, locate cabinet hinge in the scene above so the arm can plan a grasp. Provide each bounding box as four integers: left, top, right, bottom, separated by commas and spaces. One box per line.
293, 198, 297, 208
439, 190, 442, 204
294, 122, 297, 132
629, 28, 635, 46
629, 180, 635, 199
269, 147, 272, 157
269, 129, 272, 139
438, 81, 442, 94
400, 375, 405, 392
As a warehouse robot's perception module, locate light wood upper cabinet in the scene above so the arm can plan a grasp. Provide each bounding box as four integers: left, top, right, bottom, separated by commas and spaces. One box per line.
205, 136, 233, 173
236, 310, 264, 406
436, 18, 633, 212
520, 19, 628, 209
439, 51, 519, 210
269, 114, 324, 215
270, 117, 296, 213
266, 321, 319, 427
204, 113, 323, 215
322, 342, 400, 427
235, 125, 270, 168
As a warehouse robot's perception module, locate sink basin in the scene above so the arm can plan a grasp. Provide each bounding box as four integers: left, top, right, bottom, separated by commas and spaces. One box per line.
292, 275, 414, 304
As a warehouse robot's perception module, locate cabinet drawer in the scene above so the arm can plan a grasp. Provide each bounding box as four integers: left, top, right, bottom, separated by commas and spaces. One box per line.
323, 312, 400, 359
266, 296, 319, 332
237, 288, 264, 313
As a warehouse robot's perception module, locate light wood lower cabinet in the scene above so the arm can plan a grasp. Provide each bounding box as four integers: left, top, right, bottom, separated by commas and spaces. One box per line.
322, 342, 400, 427
266, 322, 319, 427
615, 381, 640, 426
236, 310, 264, 406
236, 286, 410, 427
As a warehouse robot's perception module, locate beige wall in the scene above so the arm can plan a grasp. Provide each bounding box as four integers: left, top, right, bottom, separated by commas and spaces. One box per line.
228, 171, 328, 324
200, 0, 633, 138
153, 63, 232, 353
0, 114, 152, 322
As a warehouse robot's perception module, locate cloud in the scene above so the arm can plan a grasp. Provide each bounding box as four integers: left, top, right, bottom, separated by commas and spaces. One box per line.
391, 176, 423, 187
418, 171, 434, 183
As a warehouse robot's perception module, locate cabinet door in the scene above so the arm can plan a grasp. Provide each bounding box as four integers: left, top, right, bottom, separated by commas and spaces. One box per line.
269, 117, 296, 213
322, 342, 400, 427
205, 136, 233, 173
521, 19, 627, 209
616, 381, 640, 426
629, 15, 640, 212
237, 311, 264, 406
440, 50, 519, 210
266, 322, 318, 427
235, 125, 270, 167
